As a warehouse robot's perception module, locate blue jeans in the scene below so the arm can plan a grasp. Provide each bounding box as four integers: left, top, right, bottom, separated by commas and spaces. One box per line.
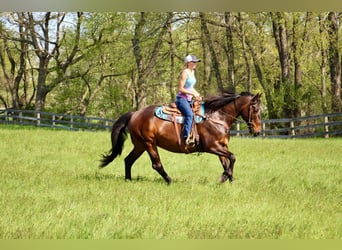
175, 97, 193, 138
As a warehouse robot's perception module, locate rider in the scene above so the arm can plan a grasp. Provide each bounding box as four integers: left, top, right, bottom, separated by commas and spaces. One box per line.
175, 54, 202, 145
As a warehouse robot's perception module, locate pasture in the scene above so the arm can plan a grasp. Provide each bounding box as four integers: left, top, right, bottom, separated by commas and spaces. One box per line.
0, 125, 341, 239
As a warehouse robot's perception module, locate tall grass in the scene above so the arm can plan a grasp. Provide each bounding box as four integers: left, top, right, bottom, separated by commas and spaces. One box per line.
0, 126, 341, 239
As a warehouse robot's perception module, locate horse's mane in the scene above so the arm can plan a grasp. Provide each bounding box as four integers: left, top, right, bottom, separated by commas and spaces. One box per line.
204, 91, 254, 113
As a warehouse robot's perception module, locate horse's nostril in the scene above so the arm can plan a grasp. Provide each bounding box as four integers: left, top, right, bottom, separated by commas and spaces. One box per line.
254, 131, 260, 137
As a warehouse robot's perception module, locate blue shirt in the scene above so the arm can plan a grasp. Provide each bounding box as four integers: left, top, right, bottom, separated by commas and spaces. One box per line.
176, 70, 196, 101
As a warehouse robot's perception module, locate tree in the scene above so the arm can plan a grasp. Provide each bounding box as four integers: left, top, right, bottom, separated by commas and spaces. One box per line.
271, 12, 294, 118
318, 13, 329, 113
26, 12, 86, 112
77, 12, 132, 116
0, 12, 32, 109
224, 12, 236, 92
1, 11, 341, 120
236, 12, 252, 92
131, 12, 173, 110
199, 12, 224, 92
49, 12, 134, 117
240, 13, 278, 119
327, 12, 342, 112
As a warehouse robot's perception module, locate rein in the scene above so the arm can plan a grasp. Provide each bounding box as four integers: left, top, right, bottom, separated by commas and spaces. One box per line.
217, 109, 244, 124
206, 116, 229, 131
206, 99, 253, 131
219, 99, 252, 124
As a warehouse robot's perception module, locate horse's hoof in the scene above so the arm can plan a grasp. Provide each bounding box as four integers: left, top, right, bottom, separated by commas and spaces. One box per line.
220, 175, 228, 183
166, 177, 172, 185
220, 174, 233, 184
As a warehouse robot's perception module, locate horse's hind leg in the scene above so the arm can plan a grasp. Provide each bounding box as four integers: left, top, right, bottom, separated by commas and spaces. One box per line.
124, 146, 144, 181
146, 143, 172, 184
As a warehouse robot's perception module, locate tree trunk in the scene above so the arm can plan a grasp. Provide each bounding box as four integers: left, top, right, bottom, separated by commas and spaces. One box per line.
237, 12, 252, 92
167, 17, 176, 101
273, 12, 290, 83
34, 57, 50, 112
0, 12, 27, 109
200, 21, 211, 95
224, 12, 235, 92
199, 12, 223, 93
271, 12, 294, 118
318, 14, 328, 113
245, 34, 277, 119
291, 13, 304, 117
327, 12, 342, 112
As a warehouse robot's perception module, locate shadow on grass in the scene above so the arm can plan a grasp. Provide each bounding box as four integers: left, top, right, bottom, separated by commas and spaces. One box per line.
78, 171, 167, 184
78, 170, 228, 186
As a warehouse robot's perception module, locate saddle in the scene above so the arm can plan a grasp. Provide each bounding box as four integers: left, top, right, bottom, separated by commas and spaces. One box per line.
155, 101, 205, 123
162, 101, 200, 116
154, 101, 205, 148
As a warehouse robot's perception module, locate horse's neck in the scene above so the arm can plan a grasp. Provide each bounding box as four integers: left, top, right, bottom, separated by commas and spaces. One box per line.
208, 105, 239, 128
222, 102, 240, 124
225, 97, 251, 124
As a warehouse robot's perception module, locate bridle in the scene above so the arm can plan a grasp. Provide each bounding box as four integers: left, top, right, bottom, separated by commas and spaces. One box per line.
245, 101, 254, 130
222, 99, 254, 123
207, 98, 255, 132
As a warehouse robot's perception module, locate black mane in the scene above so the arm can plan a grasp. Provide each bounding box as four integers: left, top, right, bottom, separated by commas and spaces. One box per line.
204, 91, 254, 113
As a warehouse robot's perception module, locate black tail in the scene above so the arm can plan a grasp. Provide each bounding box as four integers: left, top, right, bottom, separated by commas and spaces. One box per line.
99, 112, 133, 168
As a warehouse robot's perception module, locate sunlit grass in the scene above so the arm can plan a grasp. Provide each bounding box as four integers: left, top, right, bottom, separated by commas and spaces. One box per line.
0, 126, 341, 239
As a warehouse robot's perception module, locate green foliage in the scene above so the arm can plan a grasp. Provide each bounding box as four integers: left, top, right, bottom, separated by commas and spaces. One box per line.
0, 12, 341, 118
0, 126, 341, 239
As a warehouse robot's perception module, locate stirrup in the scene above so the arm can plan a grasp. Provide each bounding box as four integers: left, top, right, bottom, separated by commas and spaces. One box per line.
185, 136, 195, 145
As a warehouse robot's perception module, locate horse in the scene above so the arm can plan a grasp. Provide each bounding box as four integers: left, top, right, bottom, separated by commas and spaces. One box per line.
99, 91, 262, 184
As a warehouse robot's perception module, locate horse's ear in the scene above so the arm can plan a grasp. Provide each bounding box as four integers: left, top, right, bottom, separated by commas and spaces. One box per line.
251, 93, 262, 104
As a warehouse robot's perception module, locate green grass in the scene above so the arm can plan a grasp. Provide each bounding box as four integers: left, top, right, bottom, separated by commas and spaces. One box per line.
0, 125, 341, 239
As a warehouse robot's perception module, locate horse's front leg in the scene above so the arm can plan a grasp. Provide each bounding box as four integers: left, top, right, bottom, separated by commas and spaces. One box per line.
219, 152, 235, 183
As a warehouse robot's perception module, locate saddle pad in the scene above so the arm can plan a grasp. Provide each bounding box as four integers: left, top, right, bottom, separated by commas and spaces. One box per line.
154, 104, 205, 124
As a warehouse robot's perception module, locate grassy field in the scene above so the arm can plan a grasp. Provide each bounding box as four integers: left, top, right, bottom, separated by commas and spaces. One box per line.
0, 125, 341, 239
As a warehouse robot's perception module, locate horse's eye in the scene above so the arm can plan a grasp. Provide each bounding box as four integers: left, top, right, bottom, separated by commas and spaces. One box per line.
252, 105, 259, 113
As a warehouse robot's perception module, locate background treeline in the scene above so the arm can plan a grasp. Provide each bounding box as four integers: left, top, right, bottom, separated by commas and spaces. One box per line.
0, 12, 341, 119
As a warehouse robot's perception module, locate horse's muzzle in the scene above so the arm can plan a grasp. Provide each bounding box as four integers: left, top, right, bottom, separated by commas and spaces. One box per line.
253, 131, 260, 137
249, 125, 261, 137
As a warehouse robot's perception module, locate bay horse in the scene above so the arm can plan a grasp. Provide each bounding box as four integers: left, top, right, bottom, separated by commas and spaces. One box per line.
100, 92, 262, 184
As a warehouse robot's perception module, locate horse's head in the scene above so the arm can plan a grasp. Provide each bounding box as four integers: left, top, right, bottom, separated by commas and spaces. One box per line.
240, 93, 262, 136
204, 91, 262, 136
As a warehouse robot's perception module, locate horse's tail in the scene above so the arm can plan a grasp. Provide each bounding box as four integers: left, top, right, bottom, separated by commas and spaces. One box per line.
99, 112, 133, 168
